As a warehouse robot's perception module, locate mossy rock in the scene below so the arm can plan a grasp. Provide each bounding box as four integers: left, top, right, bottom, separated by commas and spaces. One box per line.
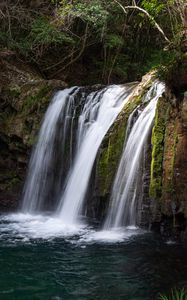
161, 106, 179, 216
1, 79, 67, 147
95, 71, 157, 198
149, 95, 170, 199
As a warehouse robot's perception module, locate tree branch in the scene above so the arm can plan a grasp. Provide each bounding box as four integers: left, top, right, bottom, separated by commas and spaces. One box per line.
53, 23, 89, 76
114, 0, 170, 43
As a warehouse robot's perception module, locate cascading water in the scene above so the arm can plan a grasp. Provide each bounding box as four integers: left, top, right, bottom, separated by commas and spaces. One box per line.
22, 87, 79, 212
104, 81, 165, 230
21, 84, 137, 226
58, 85, 136, 225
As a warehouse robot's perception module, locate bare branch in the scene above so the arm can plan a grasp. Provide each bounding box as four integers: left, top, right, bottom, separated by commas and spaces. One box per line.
53, 23, 89, 76
0, 9, 5, 17
114, 0, 170, 43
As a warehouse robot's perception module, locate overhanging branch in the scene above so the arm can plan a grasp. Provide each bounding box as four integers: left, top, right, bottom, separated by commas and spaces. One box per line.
114, 0, 170, 43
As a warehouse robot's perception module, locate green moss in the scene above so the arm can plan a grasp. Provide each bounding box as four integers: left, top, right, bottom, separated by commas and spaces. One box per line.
97, 120, 126, 195
96, 72, 158, 198
96, 94, 142, 196
149, 97, 169, 199
161, 110, 179, 208
7, 177, 21, 190
8, 85, 21, 98
171, 130, 178, 173
182, 103, 187, 123
26, 134, 38, 146
1, 83, 52, 149
0, 170, 21, 191
22, 85, 51, 115
2, 114, 17, 133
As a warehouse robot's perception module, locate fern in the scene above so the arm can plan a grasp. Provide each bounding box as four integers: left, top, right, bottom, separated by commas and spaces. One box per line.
159, 288, 187, 300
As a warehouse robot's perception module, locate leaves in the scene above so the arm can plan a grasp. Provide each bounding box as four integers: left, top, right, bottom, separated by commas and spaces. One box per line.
0, 0, 185, 83
141, 0, 165, 17
159, 288, 187, 300
105, 34, 124, 49
74, 2, 108, 27
30, 17, 75, 46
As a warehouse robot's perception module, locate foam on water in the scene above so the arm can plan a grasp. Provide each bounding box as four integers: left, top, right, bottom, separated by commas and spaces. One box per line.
0, 214, 141, 244
80, 227, 141, 244
0, 213, 85, 240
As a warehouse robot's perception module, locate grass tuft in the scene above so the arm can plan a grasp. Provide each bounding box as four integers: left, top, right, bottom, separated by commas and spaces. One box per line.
159, 288, 187, 300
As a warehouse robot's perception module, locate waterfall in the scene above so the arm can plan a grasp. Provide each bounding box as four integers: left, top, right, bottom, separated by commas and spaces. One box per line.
21, 87, 79, 212
58, 85, 136, 225
22, 84, 136, 224
104, 82, 165, 230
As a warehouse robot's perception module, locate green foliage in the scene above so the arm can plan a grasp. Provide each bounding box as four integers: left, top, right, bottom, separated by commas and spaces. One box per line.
105, 34, 124, 49
74, 1, 109, 28
141, 48, 181, 77
56, 0, 109, 30
159, 288, 187, 300
141, 0, 165, 17
30, 18, 74, 45
157, 50, 185, 84
12, 17, 75, 57
104, 54, 130, 81
0, 0, 185, 83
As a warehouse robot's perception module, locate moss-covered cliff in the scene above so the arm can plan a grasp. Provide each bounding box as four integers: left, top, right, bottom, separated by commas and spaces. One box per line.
149, 95, 169, 201
150, 88, 187, 238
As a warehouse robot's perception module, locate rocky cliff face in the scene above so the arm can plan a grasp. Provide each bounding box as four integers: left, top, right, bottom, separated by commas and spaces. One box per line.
150, 89, 187, 239
0, 53, 67, 211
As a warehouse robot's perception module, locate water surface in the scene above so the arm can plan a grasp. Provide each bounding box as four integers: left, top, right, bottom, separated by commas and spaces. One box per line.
0, 214, 187, 300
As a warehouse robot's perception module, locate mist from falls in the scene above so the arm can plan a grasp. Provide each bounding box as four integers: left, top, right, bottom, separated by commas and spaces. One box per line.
103, 82, 165, 230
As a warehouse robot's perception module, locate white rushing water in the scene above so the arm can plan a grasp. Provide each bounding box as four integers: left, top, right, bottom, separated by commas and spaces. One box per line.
22, 84, 136, 224
104, 82, 165, 230
58, 85, 136, 225
0, 213, 142, 243
22, 87, 78, 212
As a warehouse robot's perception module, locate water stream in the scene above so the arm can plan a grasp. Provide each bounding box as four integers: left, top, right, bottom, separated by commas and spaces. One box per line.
104, 82, 165, 229
0, 213, 187, 300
